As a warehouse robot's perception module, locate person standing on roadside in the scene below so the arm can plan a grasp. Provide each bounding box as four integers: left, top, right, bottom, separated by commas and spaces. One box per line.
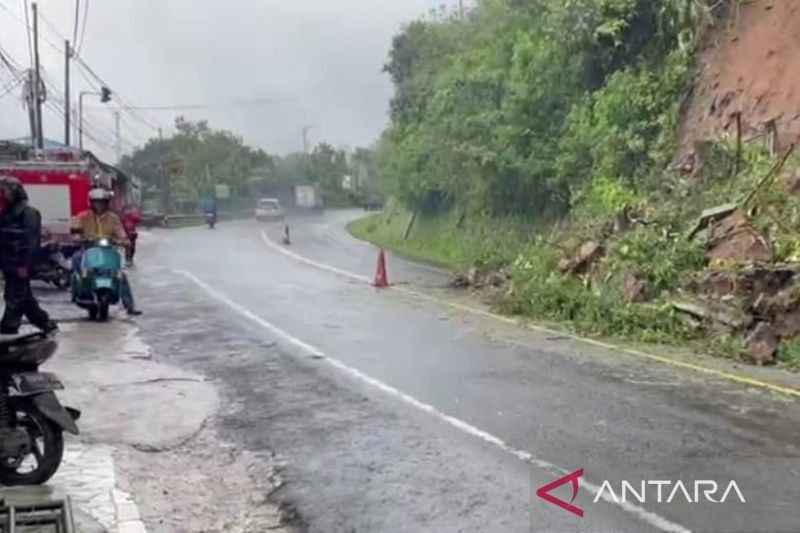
122, 204, 142, 266
0, 176, 57, 334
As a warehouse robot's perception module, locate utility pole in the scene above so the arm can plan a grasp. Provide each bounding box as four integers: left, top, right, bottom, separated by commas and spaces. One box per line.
159, 127, 173, 215
302, 124, 317, 153
64, 40, 72, 146
26, 71, 36, 146
32, 2, 43, 149
114, 111, 121, 161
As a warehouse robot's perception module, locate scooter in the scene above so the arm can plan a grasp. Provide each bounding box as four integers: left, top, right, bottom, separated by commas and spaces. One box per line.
32, 242, 80, 290
205, 212, 217, 229
0, 331, 79, 485
70, 238, 124, 321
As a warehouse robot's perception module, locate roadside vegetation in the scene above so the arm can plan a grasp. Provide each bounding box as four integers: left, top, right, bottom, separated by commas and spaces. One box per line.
119, 118, 378, 213
356, 0, 800, 367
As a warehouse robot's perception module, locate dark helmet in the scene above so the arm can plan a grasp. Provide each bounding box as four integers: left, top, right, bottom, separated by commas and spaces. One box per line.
0, 175, 28, 205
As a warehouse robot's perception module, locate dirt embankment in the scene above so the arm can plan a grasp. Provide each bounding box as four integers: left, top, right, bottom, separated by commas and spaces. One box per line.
679, 0, 800, 156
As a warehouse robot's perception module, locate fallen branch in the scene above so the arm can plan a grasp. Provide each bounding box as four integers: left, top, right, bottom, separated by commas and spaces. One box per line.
729, 111, 742, 180
742, 143, 796, 208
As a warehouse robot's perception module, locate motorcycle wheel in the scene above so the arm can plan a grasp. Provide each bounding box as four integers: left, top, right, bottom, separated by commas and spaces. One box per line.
0, 401, 64, 486
98, 298, 110, 322
52, 268, 70, 291
88, 307, 99, 321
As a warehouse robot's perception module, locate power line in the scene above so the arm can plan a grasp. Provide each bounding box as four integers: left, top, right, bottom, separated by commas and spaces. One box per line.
0, 45, 23, 73
45, 99, 114, 150
0, 5, 131, 154
41, 74, 122, 145
71, 54, 163, 133
0, 1, 60, 53
3, 2, 164, 140
0, 73, 23, 100
38, 68, 139, 153
115, 97, 296, 111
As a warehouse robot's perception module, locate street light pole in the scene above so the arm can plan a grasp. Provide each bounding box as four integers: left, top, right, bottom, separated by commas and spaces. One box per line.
64, 40, 72, 146
302, 124, 317, 153
78, 91, 96, 150
78, 88, 111, 150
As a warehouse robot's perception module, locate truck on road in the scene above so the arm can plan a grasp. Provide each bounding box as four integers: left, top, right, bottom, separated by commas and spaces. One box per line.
294, 184, 324, 211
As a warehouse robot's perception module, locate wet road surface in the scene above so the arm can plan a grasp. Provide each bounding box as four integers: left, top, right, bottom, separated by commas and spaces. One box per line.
136, 211, 800, 532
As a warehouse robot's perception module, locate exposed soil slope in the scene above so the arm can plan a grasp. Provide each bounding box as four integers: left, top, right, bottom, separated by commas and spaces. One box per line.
679, 0, 800, 155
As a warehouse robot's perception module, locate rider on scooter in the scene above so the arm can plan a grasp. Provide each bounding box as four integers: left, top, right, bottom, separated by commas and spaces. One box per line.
71, 189, 142, 316
203, 196, 217, 220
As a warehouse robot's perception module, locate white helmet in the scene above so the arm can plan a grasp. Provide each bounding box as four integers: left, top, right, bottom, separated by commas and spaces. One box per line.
88, 188, 111, 201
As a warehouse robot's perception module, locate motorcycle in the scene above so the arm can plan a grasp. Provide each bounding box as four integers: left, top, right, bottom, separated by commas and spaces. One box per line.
70, 238, 124, 321
0, 331, 79, 485
205, 212, 217, 229
32, 242, 80, 290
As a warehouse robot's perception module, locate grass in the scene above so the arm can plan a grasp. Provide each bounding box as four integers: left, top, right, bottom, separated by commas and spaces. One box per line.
347, 204, 510, 269
348, 139, 800, 368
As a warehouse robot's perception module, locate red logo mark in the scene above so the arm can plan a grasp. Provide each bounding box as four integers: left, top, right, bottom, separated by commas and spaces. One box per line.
536, 468, 584, 518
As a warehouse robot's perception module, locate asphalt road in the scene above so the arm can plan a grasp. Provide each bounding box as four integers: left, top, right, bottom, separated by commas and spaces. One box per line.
135, 210, 800, 533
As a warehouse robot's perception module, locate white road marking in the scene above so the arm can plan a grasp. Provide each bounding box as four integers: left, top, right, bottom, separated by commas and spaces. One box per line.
260, 230, 371, 283
174, 268, 690, 533
260, 228, 800, 400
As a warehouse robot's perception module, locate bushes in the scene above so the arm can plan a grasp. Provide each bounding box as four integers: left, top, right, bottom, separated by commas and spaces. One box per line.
609, 229, 706, 295
371, 0, 742, 346
377, 0, 724, 221
503, 235, 699, 342
558, 52, 691, 198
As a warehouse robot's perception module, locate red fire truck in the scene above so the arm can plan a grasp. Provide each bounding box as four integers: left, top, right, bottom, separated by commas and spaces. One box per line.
0, 142, 135, 239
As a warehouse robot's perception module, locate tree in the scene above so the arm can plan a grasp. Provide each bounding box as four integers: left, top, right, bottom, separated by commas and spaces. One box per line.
377, 0, 715, 219
119, 117, 273, 207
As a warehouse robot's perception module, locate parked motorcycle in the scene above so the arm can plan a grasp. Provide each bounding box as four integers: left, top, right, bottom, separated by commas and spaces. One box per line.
0, 331, 79, 485
32, 242, 80, 290
71, 238, 124, 321
205, 212, 216, 229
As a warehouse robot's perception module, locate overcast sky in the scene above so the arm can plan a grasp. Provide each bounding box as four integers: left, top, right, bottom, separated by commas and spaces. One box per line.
0, 0, 451, 161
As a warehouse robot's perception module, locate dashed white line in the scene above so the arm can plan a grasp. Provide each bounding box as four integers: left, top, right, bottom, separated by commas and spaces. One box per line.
174, 268, 690, 533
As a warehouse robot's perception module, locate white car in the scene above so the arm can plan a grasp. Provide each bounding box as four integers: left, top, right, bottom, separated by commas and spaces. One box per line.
255, 198, 286, 222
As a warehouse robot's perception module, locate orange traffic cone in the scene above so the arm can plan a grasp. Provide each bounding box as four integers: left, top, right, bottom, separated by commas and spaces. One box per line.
374, 249, 389, 288
282, 225, 291, 245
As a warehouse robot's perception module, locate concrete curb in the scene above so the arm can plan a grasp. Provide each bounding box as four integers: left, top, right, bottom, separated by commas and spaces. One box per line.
112, 488, 147, 533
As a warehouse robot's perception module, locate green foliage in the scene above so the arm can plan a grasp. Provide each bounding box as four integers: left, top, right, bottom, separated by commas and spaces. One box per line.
576, 176, 643, 218
119, 117, 273, 206
503, 240, 696, 341
348, 203, 535, 268
367, 0, 743, 347
378, 0, 722, 219
610, 228, 706, 295
778, 338, 800, 370
122, 117, 378, 210
558, 52, 691, 195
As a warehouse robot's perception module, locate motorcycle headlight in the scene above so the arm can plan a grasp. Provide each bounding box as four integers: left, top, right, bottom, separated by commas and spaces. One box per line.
98, 238, 110, 247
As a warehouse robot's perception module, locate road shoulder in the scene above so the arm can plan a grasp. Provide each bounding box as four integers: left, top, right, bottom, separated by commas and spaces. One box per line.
10, 292, 293, 532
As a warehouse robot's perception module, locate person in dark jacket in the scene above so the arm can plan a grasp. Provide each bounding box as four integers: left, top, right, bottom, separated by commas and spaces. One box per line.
0, 176, 56, 334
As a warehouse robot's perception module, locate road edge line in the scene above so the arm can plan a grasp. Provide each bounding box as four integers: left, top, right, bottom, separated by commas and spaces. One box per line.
174, 268, 690, 533
260, 229, 800, 400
